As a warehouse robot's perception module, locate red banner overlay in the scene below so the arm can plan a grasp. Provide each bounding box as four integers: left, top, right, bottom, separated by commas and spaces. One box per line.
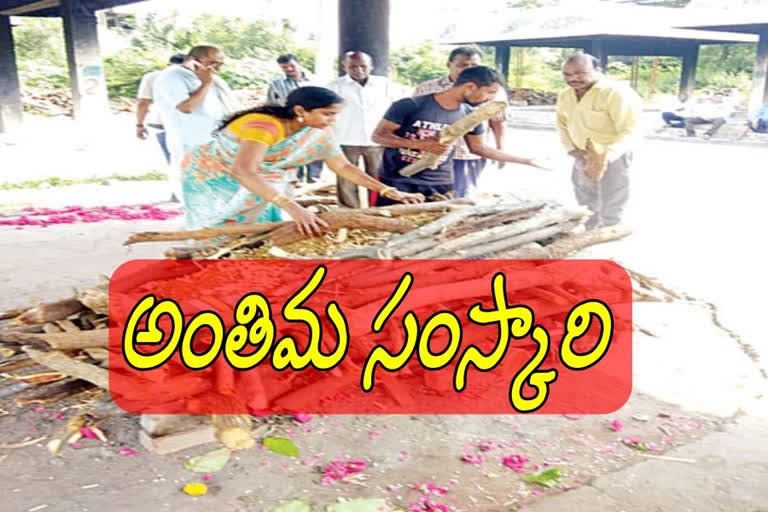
108, 259, 632, 415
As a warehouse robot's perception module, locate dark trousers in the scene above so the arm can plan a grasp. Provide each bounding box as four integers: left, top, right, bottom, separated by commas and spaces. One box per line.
662, 112, 685, 128
374, 178, 453, 207
297, 161, 323, 183
339, 145, 384, 208
749, 119, 768, 133
155, 131, 171, 164
685, 117, 726, 137
147, 123, 171, 164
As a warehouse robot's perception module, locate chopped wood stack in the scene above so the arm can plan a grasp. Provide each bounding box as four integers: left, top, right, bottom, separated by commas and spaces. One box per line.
21, 88, 74, 117
507, 88, 558, 106
232, 85, 269, 108
1, 194, 644, 455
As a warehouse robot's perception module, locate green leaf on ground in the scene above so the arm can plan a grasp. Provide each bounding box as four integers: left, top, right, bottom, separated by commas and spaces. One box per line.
522, 467, 566, 488
266, 499, 311, 512
183, 447, 231, 473
262, 436, 299, 457
326, 499, 392, 512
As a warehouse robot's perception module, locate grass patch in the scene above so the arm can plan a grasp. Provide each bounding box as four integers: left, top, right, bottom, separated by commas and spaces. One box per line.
0, 171, 168, 191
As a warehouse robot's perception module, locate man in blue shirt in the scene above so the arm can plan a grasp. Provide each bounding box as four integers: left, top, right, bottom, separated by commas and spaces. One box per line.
372, 66, 542, 206
736, 103, 768, 140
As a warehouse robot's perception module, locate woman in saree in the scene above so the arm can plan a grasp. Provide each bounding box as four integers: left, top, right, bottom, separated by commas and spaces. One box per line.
182, 86, 424, 237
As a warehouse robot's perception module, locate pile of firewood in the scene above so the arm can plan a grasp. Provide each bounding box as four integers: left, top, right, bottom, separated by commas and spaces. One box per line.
0, 281, 109, 406
125, 197, 631, 263
21, 88, 74, 117
1, 195, 650, 455
508, 88, 558, 106
233, 85, 269, 108
21, 88, 142, 117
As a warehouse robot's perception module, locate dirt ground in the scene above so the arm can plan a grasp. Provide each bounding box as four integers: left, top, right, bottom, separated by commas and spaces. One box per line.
0, 125, 766, 512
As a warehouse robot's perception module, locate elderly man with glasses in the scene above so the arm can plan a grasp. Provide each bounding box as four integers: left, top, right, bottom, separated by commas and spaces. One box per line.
153, 45, 240, 201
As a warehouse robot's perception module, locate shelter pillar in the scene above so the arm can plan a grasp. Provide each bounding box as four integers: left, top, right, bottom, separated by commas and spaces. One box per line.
749, 29, 768, 114
679, 44, 699, 98
61, 0, 109, 121
494, 45, 511, 86
0, 15, 23, 133
584, 39, 607, 70
338, 0, 390, 76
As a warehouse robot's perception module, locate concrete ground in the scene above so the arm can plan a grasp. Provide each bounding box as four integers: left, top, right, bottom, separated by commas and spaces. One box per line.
0, 119, 766, 512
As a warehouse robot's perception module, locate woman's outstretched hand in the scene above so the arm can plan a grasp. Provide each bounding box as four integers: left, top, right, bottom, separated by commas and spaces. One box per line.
285, 203, 330, 237
382, 189, 425, 204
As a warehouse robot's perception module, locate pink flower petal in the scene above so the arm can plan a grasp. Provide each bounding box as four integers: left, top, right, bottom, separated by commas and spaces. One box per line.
502, 454, 530, 473
292, 413, 313, 424
609, 420, 624, 432
119, 447, 139, 457
80, 426, 99, 439
461, 453, 485, 465
478, 441, 496, 451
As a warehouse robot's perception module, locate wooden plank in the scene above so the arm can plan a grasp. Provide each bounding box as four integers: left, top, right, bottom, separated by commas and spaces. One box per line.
139, 425, 216, 455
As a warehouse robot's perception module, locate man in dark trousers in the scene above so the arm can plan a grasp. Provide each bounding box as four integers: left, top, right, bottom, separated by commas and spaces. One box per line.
372, 66, 543, 206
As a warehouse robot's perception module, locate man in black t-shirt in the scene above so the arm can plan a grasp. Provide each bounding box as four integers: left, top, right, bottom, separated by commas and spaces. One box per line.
372, 66, 543, 205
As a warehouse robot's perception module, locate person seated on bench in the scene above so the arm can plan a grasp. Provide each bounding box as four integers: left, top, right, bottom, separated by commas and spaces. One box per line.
736, 103, 768, 140
660, 92, 690, 129
684, 92, 732, 140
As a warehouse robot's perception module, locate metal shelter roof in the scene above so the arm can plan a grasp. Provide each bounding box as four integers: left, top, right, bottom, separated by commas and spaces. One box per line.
0, 0, 145, 17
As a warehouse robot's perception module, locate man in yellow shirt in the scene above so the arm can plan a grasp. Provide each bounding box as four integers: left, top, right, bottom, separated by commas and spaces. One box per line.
556, 54, 641, 229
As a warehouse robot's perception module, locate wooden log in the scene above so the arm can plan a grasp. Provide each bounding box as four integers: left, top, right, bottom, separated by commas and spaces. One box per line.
125, 220, 291, 245
293, 195, 338, 206
22, 347, 109, 389
545, 225, 632, 258
268, 211, 414, 247
0, 356, 37, 373
139, 425, 216, 455
447, 220, 582, 259
1, 329, 108, 350
334, 204, 495, 259
360, 198, 473, 217
496, 226, 632, 259
397, 202, 551, 259
15, 378, 94, 405
17, 298, 87, 325
77, 282, 109, 316
140, 414, 210, 437
411, 208, 586, 259
0, 308, 26, 321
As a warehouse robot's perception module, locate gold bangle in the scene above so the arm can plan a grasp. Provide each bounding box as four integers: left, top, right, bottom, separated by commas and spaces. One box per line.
379, 186, 396, 198
271, 193, 290, 208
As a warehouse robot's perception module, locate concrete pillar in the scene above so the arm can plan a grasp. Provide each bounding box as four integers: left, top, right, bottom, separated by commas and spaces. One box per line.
314, 0, 338, 83
679, 45, 699, 98
587, 39, 608, 70
60, 0, 110, 121
338, 0, 389, 76
0, 15, 23, 133
495, 45, 511, 86
749, 30, 768, 114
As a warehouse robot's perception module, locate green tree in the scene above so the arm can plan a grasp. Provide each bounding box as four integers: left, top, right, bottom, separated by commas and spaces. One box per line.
390, 42, 450, 85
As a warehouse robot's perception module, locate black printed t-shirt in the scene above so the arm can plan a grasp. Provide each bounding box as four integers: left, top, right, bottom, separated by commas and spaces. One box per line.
378, 94, 485, 185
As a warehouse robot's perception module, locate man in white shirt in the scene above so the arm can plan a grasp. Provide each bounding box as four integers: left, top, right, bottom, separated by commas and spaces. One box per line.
153, 45, 239, 200
413, 46, 509, 198
327, 51, 407, 208
684, 92, 732, 139
135, 53, 185, 165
